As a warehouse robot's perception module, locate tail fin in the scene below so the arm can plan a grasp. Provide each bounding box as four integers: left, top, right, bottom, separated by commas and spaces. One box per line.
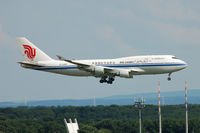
16, 37, 53, 62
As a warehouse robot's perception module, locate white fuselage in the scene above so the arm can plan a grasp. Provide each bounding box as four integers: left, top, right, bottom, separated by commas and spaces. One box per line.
23, 55, 187, 77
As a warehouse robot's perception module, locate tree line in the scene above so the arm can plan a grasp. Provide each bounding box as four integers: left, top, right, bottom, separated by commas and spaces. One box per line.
0, 104, 200, 133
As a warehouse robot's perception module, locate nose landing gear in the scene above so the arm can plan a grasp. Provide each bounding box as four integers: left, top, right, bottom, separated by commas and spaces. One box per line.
168, 73, 172, 81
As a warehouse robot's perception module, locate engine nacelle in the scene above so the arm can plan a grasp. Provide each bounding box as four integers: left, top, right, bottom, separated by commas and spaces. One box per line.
94, 66, 104, 76
119, 70, 133, 78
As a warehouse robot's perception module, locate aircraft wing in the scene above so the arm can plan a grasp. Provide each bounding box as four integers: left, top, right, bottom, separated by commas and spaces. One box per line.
57, 55, 144, 77
57, 55, 90, 67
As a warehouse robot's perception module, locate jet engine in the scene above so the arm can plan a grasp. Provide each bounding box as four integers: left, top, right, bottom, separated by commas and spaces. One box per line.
93, 66, 104, 76
118, 70, 133, 78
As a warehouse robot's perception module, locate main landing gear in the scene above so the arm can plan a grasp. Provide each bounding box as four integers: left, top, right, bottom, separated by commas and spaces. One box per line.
99, 76, 115, 84
168, 73, 172, 81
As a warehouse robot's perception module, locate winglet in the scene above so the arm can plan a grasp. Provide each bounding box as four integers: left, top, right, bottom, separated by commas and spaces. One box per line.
56, 55, 75, 64
56, 55, 65, 60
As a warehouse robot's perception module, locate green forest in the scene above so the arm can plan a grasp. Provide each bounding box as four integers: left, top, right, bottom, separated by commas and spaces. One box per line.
0, 104, 200, 133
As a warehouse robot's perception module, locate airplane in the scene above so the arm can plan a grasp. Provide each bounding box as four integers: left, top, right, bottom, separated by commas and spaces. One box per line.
16, 37, 188, 84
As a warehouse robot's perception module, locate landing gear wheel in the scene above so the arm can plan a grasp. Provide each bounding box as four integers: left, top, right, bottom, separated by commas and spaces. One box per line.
100, 76, 115, 84
168, 73, 172, 81
107, 77, 114, 84
107, 81, 113, 84
109, 78, 115, 81
100, 79, 107, 83
100, 76, 108, 83
100, 80, 104, 83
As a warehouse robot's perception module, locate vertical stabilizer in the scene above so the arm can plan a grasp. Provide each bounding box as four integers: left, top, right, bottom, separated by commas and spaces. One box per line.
16, 37, 53, 62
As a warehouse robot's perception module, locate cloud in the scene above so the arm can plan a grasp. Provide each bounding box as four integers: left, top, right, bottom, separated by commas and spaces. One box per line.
144, 0, 200, 22
125, 0, 200, 46
97, 26, 120, 41
96, 25, 139, 56
152, 22, 200, 45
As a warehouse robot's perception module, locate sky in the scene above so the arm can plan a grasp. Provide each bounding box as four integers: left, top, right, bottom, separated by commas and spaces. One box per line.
0, 0, 200, 102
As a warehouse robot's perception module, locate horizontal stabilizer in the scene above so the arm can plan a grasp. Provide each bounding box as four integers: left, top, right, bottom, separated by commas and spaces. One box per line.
18, 62, 43, 68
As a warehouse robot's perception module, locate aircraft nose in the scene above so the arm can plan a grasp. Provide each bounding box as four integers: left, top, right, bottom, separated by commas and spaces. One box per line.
180, 60, 188, 69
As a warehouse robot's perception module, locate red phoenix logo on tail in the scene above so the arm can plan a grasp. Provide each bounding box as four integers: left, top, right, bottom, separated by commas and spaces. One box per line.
23, 45, 36, 59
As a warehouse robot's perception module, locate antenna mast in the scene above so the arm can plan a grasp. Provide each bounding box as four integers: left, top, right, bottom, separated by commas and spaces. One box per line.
158, 82, 162, 133
185, 81, 188, 133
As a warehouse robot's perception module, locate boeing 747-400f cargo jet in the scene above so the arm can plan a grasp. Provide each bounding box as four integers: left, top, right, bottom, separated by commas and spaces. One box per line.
17, 38, 188, 84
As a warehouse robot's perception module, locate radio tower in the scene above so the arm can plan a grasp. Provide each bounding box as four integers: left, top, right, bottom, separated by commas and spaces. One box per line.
185, 81, 188, 133
158, 82, 162, 133
134, 97, 145, 133
94, 96, 96, 107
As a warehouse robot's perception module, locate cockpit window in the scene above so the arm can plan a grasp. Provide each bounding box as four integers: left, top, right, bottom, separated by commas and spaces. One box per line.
172, 57, 178, 59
